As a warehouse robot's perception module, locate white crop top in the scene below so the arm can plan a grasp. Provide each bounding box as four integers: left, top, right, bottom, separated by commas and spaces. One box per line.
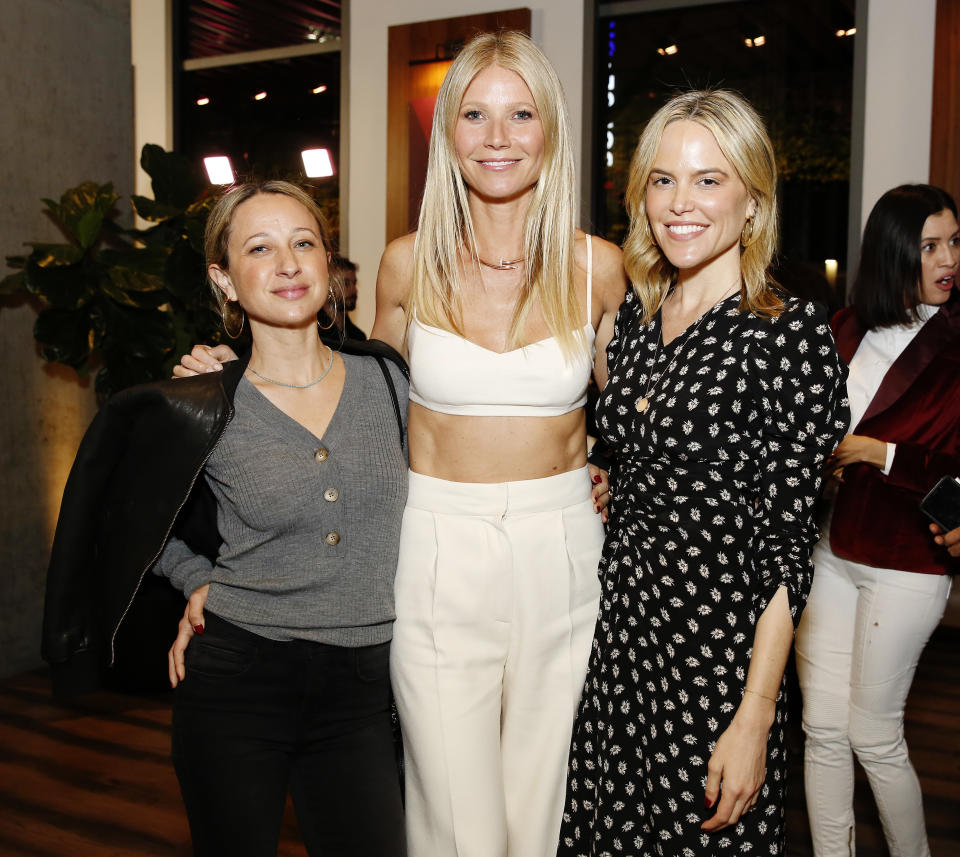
407, 235, 595, 417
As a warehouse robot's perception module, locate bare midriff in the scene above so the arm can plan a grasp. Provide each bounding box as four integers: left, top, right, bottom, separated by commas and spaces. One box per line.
408, 402, 587, 483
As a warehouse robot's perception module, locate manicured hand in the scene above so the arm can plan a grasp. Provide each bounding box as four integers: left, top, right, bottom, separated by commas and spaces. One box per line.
588, 464, 610, 523
701, 694, 773, 832
172, 344, 238, 378
168, 584, 210, 687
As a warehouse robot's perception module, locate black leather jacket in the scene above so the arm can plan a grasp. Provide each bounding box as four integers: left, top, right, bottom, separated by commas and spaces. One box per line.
42, 341, 407, 695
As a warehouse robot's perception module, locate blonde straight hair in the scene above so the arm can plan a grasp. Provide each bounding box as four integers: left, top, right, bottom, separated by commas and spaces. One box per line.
408, 30, 585, 358
623, 89, 783, 324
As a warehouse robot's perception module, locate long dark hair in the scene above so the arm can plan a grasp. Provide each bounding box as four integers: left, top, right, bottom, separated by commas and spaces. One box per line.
851, 184, 957, 329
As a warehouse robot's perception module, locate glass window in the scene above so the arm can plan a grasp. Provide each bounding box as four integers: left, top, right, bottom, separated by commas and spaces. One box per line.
597, 0, 856, 305
174, 2, 342, 240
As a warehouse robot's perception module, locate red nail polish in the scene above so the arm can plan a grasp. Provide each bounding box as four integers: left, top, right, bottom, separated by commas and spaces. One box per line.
193, 624, 204, 635
592, 474, 602, 483
705, 797, 714, 809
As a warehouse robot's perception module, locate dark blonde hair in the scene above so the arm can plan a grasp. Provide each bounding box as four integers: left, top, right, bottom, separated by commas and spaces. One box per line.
623, 89, 783, 323
409, 30, 585, 358
205, 180, 336, 321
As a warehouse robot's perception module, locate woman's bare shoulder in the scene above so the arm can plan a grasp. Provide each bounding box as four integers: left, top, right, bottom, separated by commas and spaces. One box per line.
380, 233, 417, 275
376, 232, 417, 306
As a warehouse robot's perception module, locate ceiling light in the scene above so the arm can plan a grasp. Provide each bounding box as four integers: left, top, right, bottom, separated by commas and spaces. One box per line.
253, 91, 267, 101
203, 156, 234, 185
312, 85, 328, 95
196, 97, 210, 106
657, 44, 678, 56
302, 148, 334, 178
754, 35, 766, 46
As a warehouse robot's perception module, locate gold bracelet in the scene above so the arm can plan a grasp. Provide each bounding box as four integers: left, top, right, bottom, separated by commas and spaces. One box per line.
744, 688, 778, 703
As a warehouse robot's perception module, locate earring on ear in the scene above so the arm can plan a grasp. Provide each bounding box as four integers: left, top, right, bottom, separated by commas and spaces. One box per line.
317, 281, 337, 331
222, 300, 245, 339
740, 215, 756, 247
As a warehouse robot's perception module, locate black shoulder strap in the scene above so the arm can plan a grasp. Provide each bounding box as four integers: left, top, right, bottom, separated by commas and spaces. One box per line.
329, 337, 408, 446
374, 356, 405, 447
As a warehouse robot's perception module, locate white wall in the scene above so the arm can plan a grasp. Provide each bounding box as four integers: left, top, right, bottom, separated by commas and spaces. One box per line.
849, 0, 937, 261
347, 0, 588, 334
130, 0, 173, 200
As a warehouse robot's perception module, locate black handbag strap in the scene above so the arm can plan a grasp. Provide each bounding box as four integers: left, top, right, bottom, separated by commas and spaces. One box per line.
374, 355, 405, 448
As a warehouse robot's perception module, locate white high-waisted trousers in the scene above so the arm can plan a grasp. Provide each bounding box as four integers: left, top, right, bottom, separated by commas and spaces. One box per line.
391, 466, 604, 857
795, 540, 951, 857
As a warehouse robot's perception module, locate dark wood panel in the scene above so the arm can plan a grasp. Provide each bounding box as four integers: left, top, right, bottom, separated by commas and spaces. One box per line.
3, 629, 958, 856
931, 0, 960, 201
0, 672, 306, 857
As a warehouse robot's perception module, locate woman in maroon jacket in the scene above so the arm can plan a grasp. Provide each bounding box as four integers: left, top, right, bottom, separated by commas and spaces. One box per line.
795, 184, 960, 857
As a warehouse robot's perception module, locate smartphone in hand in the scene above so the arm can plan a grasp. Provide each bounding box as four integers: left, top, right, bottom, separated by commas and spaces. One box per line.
920, 476, 960, 532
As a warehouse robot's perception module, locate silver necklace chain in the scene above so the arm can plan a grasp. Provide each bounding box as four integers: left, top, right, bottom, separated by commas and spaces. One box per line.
246, 345, 334, 389
635, 286, 738, 414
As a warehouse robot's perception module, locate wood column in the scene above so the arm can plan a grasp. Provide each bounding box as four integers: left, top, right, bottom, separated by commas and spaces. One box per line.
931, 0, 960, 200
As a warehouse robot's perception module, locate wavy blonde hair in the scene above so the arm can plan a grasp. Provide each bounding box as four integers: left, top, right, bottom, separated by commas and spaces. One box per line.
408, 30, 585, 357
623, 89, 783, 324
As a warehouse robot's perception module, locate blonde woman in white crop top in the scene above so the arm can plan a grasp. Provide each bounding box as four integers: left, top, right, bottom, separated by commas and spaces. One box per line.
372, 33, 625, 857
175, 31, 625, 857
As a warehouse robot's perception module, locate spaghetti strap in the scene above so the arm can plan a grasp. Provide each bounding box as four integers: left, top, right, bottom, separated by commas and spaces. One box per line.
585, 234, 593, 326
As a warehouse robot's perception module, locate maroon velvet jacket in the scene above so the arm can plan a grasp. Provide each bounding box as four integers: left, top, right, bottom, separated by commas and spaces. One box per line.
828, 293, 960, 574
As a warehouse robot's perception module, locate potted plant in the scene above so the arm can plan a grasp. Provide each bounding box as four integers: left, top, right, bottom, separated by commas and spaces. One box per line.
1, 145, 226, 399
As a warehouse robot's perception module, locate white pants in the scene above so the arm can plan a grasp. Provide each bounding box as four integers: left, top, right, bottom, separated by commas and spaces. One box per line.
391, 467, 604, 857
795, 541, 951, 857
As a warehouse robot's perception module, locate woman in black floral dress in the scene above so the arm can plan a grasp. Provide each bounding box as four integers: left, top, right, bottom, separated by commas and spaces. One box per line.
560, 91, 848, 856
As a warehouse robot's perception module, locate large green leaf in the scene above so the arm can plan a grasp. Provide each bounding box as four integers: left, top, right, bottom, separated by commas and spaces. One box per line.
34, 307, 93, 369
24, 255, 91, 309
165, 238, 207, 302
99, 298, 175, 359
0, 270, 26, 295
141, 144, 205, 209
131, 195, 185, 222
100, 245, 168, 278
101, 270, 168, 308
24, 243, 84, 265
42, 182, 117, 248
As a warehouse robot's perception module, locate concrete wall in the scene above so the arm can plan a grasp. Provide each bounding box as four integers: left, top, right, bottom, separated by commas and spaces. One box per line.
346, 0, 588, 334
0, 0, 133, 677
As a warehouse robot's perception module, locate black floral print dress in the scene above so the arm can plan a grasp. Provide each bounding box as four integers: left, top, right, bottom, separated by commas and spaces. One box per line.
560, 290, 848, 856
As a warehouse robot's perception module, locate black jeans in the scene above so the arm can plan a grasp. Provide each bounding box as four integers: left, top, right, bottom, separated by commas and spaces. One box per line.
172, 613, 405, 857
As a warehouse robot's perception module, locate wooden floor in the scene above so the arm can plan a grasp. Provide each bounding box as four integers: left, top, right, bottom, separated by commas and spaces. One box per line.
2, 630, 958, 856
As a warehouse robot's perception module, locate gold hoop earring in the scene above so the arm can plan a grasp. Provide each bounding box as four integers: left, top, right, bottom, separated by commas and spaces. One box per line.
222, 300, 245, 339
740, 216, 756, 247
317, 282, 337, 331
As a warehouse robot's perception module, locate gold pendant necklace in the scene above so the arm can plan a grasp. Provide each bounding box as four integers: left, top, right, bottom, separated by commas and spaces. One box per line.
635, 285, 738, 415
478, 256, 525, 271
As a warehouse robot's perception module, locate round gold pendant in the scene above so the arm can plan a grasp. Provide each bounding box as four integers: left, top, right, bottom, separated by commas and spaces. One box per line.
635, 397, 649, 413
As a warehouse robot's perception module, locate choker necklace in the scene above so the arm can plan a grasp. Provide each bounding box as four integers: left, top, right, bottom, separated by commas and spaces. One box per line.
634, 284, 739, 415
247, 346, 334, 389
478, 256, 525, 271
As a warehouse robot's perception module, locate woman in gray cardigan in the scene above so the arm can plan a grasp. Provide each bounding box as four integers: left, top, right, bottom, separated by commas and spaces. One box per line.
157, 181, 408, 857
